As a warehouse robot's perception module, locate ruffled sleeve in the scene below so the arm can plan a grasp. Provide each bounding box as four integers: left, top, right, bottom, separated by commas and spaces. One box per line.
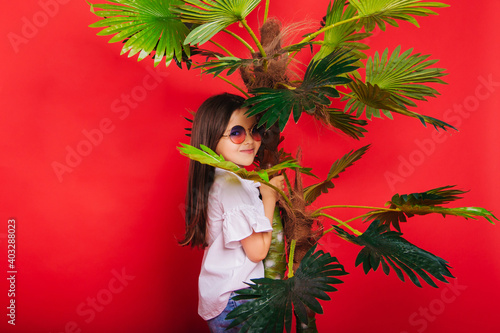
223, 204, 272, 249
217, 170, 272, 249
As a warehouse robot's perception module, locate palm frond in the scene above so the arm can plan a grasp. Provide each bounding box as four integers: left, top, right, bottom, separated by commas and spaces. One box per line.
350, 0, 449, 32
304, 145, 369, 205
171, 0, 262, 45
174, 45, 223, 69
367, 46, 448, 104
89, 0, 190, 67
334, 220, 454, 288
282, 42, 315, 54
345, 78, 455, 130
226, 244, 348, 332
244, 49, 359, 130
315, 0, 371, 61
195, 56, 258, 76
177, 143, 298, 182
315, 108, 368, 139
365, 186, 498, 231
343, 46, 455, 130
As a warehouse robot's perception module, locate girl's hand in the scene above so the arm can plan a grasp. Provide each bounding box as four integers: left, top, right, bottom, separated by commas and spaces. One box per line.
241, 175, 285, 262
260, 175, 285, 203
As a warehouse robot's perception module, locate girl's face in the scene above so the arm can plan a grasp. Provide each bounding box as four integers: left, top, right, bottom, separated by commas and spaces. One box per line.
215, 108, 261, 167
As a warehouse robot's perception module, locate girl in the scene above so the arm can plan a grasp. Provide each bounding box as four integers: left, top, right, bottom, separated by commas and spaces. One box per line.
180, 93, 284, 332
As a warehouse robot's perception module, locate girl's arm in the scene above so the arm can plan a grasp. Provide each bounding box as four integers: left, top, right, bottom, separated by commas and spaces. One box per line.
241, 175, 284, 262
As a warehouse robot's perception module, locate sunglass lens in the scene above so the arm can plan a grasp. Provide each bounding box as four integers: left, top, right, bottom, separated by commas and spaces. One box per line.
251, 126, 262, 141
229, 125, 246, 144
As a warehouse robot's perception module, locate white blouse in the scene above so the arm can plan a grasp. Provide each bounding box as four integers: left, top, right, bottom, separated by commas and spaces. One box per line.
198, 168, 272, 320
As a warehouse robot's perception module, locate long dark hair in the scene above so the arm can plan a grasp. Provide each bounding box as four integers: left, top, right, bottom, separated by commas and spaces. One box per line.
180, 93, 246, 248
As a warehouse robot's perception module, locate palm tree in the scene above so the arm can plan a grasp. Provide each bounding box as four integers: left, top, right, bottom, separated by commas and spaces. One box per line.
88, 1, 497, 331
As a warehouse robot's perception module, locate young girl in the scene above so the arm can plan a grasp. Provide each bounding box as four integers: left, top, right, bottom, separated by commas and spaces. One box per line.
180, 93, 284, 332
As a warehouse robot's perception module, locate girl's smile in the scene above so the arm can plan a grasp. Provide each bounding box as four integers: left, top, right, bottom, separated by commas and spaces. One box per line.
215, 108, 261, 167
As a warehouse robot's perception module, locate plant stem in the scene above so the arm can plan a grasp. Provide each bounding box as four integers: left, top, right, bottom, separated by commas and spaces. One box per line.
312, 205, 399, 217
321, 210, 391, 235
287, 239, 296, 278
338, 90, 356, 99
223, 29, 255, 54
263, 0, 270, 24
282, 171, 292, 193
239, 18, 268, 71
215, 75, 250, 98
208, 40, 234, 57
240, 19, 267, 58
343, 211, 386, 224
287, 15, 360, 60
317, 213, 362, 236
305, 15, 360, 44
274, 82, 297, 90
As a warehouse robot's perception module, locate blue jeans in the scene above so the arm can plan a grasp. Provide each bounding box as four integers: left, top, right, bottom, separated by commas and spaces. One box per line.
206, 292, 248, 332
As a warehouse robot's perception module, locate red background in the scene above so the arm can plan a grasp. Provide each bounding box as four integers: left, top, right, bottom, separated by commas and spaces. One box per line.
1, 1, 499, 332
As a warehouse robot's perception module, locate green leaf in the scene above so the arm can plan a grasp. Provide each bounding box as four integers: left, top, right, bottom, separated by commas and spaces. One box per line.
88, 0, 190, 67
367, 47, 448, 103
257, 169, 269, 182
334, 220, 453, 288
226, 244, 348, 332
315, 1, 371, 61
304, 145, 369, 205
244, 49, 359, 130
316, 108, 368, 140
195, 56, 258, 76
175, 45, 225, 69
177, 143, 298, 182
281, 41, 315, 54
349, 0, 449, 32
345, 78, 455, 131
171, 0, 262, 45
366, 185, 498, 231
343, 46, 455, 131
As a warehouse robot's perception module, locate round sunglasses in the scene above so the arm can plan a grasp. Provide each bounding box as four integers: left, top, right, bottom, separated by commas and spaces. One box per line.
221, 124, 262, 144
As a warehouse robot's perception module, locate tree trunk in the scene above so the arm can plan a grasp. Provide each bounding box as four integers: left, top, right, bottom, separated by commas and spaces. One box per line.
246, 18, 320, 332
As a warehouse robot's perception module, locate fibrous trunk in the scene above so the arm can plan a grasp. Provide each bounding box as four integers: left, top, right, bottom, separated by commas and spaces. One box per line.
244, 19, 321, 332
